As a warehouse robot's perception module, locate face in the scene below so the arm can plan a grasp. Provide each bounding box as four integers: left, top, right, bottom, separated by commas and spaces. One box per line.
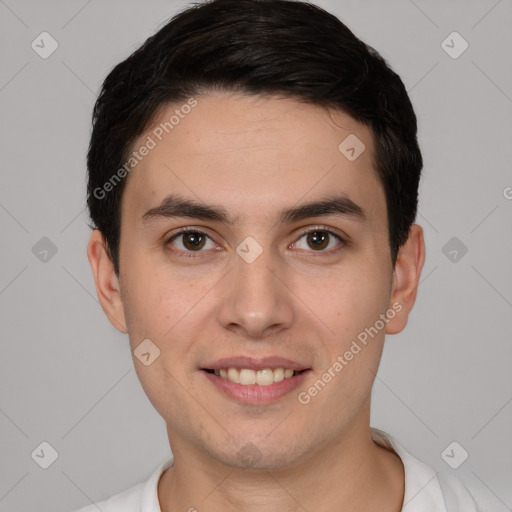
90, 92, 423, 470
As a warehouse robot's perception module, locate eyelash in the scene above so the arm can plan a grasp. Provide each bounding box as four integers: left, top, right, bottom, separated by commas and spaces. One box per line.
165, 226, 347, 259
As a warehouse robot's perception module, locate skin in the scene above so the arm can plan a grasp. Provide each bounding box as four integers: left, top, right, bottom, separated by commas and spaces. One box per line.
88, 92, 425, 512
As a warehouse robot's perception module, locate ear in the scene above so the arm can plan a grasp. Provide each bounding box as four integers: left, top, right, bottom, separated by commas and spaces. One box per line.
87, 229, 128, 333
385, 224, 425, 335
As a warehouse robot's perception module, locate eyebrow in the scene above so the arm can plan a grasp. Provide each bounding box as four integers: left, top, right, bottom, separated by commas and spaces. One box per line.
141, 193, 366, 225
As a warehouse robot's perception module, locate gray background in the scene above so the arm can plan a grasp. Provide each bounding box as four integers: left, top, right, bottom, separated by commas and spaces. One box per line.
0, 0, 511, 510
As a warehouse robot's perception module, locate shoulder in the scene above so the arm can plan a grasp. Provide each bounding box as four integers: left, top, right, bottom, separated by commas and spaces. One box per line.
68, 482, 144, 512
437, 471, 509, 512
437, 471, 482, 511
67, 457, 173, 512
370, 428, 507, 511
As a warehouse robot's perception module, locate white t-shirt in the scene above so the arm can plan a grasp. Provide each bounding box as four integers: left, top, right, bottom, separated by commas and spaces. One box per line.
70, 429, 504, 512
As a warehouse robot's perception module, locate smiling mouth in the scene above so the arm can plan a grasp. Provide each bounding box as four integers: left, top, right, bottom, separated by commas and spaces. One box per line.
203, 368, 306, 386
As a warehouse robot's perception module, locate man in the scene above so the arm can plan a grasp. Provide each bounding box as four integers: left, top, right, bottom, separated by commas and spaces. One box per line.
75, 0, 499, 510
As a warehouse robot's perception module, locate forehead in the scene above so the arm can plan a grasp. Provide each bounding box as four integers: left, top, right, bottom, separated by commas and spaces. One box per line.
121, 92, 385, 227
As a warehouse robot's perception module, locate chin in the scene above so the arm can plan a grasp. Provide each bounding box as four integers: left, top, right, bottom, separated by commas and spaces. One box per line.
206, 436, 308, 470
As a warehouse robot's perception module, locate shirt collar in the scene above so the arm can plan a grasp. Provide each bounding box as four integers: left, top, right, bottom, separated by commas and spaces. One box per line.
371, 428, 448, 512
140, 456, 173, 512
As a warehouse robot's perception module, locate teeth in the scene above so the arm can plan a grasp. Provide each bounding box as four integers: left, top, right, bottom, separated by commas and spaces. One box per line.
256, 369, 274, 386
213, 367, 299, 385
273, 368, 284, 382
227, 367, 240, 383
239, 369, 256, 385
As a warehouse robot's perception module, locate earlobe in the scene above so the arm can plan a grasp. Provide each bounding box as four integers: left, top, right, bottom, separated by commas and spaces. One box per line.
385, 224, 425, 335
87, 230, 128, 334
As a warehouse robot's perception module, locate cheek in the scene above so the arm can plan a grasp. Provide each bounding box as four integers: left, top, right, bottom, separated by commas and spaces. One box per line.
122, 271, 200, 415
307, 269, 392, 341
121, 275, 164, 341
320, 264, 392, 402
120, 259, 215, 355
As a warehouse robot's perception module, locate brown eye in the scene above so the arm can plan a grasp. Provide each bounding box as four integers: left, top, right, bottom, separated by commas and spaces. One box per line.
181, 232, 206, 251
293, 229, 344, 252
306, 231, 329, 250
168, 230, 216, 253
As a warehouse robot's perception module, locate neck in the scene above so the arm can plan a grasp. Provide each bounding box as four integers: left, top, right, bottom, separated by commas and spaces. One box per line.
158, 421, 404, 512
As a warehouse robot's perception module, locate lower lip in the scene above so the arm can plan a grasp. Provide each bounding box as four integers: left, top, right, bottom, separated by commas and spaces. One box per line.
201, 370, 311, 405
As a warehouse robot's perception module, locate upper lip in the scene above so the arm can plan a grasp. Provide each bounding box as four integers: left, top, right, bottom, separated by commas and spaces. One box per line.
202, 356, 309, 371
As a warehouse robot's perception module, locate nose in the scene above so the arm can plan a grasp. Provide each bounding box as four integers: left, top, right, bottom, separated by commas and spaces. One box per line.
216, 246, 294, 339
